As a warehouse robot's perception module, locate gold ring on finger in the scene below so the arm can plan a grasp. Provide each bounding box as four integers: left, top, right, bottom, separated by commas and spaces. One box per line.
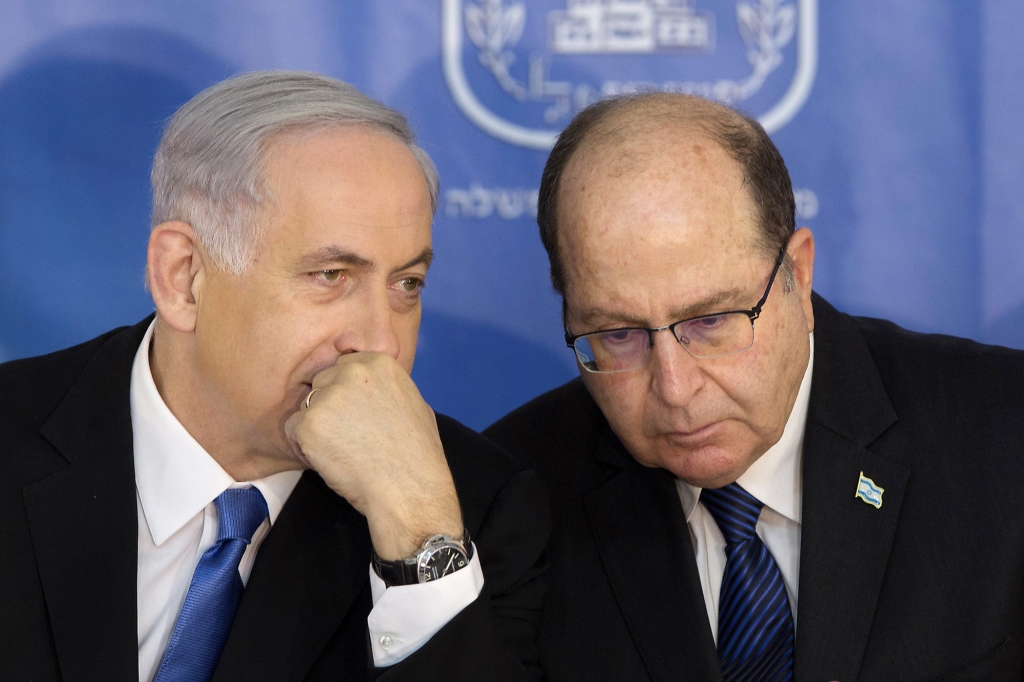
304, 388, 319, 409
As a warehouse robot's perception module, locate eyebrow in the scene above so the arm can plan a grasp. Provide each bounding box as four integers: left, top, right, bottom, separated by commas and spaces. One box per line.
297, 246, 433, 273
298, 247, 373, 270
394, 247, 434, 273
576, 288, 746, 328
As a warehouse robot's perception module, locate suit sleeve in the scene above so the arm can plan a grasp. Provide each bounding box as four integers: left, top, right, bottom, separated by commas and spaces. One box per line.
372, 468, 550, 682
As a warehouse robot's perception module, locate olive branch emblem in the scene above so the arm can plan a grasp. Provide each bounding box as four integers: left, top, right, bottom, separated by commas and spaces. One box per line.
464, 0, 528, 100
728, 0, 797, 100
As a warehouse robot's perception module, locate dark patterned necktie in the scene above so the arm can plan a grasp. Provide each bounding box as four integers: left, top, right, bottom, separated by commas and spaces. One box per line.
700, 483, 795, 682
154, 487, 269, 682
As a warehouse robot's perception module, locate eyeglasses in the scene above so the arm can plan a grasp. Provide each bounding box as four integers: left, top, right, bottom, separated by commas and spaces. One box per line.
565, 245, 788, 373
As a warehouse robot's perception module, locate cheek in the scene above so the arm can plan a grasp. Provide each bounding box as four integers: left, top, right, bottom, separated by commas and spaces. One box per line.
582, 372, 648, 435
198, 285, 318, 406
396, 311, 421, 373
712, 350, 771, 409
202, 305, 273, 393
718, 313, 807, 428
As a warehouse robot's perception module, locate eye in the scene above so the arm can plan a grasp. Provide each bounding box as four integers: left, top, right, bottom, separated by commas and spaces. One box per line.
695, 314, 727, 328
602, 329, 644, 345
315, 269, 343, 283
394, 277, 424, 294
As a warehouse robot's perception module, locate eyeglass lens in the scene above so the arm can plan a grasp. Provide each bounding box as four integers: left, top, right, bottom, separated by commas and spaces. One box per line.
573, 313, 756, 372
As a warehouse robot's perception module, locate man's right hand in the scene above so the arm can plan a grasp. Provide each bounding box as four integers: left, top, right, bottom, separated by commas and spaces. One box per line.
284, 352, 464, 561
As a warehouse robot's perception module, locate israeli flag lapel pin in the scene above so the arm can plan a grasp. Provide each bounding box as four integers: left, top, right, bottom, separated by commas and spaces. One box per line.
855, 471, 884, 509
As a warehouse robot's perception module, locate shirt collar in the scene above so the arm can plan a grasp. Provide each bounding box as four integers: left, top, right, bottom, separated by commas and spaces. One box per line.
677, 332, 814, 525
130, 320, 303, 546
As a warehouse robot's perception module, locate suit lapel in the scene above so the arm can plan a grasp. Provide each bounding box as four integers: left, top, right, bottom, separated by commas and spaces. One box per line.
213, 471, 372, 682
585, 431, 722, 682
22, 322, 149, 682
794, 296, 909, 682
17, 319, 371, 682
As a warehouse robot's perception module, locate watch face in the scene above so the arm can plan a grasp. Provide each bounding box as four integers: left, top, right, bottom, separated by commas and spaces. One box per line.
418, 544, 469, 582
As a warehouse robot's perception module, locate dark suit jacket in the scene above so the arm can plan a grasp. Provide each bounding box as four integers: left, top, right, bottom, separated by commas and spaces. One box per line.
0, 318, 549, 682
485, 294, 1024, 682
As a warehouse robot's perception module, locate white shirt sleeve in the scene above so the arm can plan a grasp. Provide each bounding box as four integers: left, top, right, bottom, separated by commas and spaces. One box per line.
366, 544, 485, 667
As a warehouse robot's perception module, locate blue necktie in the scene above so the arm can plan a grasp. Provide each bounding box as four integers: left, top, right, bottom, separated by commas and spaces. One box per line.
154, 487, 269, 682
700, 483, 795, 682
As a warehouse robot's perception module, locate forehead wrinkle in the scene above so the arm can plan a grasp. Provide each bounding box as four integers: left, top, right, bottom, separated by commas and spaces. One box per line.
575, 286, 748, 331
666, 288, 746, 320
575, 307, 649, 329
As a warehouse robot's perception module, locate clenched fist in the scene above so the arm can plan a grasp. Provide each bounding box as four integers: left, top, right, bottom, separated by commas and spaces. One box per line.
285, 352, 463, 560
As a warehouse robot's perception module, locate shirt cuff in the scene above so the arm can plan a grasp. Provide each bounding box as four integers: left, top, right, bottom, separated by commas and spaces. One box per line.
367, 543, 485, 667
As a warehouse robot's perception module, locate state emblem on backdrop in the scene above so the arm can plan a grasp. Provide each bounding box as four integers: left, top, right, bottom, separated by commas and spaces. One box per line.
442, 0, 818, 149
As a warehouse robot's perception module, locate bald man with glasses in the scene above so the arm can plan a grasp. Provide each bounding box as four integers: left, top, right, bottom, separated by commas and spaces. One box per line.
486, 93, 1024, 682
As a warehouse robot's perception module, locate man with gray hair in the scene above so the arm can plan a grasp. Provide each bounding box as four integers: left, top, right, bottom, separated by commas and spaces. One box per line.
0, 71, 547, 681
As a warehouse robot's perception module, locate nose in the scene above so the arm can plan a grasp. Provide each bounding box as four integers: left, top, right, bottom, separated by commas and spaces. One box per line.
646, 329, 704, 407
335, 288, 402, 359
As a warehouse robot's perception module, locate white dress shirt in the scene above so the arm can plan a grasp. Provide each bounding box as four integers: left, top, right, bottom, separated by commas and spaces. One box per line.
131, 322, 483, 681
675, 333, 813, 643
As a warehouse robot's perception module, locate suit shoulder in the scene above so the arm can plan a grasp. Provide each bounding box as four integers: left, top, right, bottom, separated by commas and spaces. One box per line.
0, 325, 130, 430
484, 378, 605, 464
437, 413, 520, 473
435, 412, 531, 509
849, 314, 1024, 416
853, 315, 1024, 382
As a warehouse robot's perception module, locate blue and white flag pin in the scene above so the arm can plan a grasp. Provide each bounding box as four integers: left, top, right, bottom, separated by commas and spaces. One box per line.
855, 471, 884, 508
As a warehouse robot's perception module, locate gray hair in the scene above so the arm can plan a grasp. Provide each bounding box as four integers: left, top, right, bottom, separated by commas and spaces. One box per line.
151, 70, 439, 273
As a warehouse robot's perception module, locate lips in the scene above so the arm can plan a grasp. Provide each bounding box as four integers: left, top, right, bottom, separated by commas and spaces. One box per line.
663, 421, 724, 446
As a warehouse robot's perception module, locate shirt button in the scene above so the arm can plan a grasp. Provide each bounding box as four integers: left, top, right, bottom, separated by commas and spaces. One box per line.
379, 635, 394, 650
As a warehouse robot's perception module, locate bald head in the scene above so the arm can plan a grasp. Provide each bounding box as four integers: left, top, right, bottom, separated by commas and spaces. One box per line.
537, 93, 795, 296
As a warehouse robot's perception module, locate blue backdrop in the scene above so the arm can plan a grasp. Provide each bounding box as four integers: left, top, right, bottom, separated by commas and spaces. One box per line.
1, 1, 1022, 430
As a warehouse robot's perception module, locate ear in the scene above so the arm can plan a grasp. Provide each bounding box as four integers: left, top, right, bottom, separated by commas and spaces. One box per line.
787, 226, 815, 332
147, 221, 209, 333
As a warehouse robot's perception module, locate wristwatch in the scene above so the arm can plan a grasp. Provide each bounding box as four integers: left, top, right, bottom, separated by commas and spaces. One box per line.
372, 530, 473, 586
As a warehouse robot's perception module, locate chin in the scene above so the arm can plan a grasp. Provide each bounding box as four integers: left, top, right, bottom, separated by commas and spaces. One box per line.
653, 441, 753, 489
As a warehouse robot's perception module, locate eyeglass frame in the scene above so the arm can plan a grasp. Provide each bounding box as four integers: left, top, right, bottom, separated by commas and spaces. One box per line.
564, 243, 790, 372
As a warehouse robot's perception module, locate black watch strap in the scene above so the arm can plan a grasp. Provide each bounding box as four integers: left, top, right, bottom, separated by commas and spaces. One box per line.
372, 552, 419, 586
372, 529, 473, 587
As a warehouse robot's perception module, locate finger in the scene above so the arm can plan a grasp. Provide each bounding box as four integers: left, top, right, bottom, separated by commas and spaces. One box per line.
283, 410, 313, 469
310, 366, 339, 390
284, 409, 301, 443
310, 352, 381, 390
334, 350, 381, 366
333, 350, 401, 376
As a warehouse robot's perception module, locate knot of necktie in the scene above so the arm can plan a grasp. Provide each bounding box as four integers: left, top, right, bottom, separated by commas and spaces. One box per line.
699, 482, 764, 546
214, 487, 269, 544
